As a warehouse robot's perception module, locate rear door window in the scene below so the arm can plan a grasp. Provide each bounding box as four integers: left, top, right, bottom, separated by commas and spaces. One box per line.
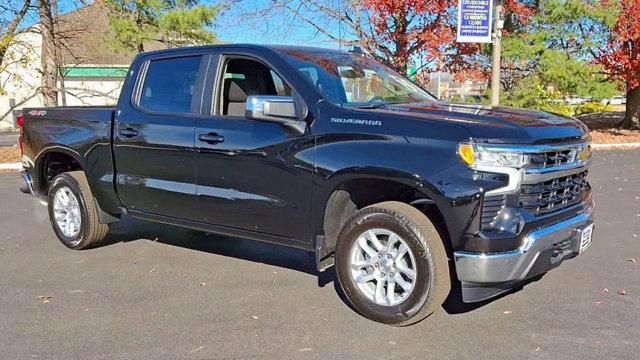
139, 56, 203, 114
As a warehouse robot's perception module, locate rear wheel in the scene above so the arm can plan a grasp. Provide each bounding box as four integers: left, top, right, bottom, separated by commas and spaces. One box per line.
47, 171, 109, 249
335, 201, 450, 326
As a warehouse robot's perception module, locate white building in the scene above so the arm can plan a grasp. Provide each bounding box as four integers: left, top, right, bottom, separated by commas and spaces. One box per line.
0, 4, 163, 131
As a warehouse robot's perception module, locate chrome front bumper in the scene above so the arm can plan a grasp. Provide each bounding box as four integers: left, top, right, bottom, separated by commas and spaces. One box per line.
454, 199, 595, 284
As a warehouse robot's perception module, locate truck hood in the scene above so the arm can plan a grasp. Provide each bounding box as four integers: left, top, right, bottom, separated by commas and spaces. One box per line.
372, 101, 589, 144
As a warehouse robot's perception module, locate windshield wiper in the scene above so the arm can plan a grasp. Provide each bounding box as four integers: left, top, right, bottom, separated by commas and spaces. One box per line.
355, 102, 389, 109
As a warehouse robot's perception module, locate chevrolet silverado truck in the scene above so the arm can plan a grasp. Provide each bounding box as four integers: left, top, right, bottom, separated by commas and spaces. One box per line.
18, 45, 594, 326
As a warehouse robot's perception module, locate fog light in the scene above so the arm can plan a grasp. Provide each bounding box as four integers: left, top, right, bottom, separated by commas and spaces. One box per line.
491, 207, 524, 234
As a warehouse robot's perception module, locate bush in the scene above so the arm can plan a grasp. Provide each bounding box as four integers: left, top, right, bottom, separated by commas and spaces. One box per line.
502, 79, 575, 116
534, 101, 575, 116
575, 102, 614, 116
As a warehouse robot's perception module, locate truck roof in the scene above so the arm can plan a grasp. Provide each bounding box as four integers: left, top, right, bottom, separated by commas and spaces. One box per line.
138, 44, 347, 58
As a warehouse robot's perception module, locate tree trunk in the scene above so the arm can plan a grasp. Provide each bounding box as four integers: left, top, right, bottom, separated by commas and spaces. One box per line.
620, 86, 640, 130
52, 0, 66, 106
391, 13, 409, 74
38, 0, 58, 107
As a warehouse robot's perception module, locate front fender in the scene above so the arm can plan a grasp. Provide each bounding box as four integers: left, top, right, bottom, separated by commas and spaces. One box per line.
309, 131, 462, 241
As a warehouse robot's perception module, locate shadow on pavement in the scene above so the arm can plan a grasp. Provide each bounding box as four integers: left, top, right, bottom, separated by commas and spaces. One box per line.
104, 216, 336, 288
442, 273, 546, 315
103, 216, 527, 316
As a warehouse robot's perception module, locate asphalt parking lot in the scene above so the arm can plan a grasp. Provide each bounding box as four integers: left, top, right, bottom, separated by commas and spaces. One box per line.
0, 132, 19, 147
1, 150, 639, 360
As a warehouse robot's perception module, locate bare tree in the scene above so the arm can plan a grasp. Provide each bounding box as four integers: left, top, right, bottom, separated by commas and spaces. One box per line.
243, 1, 390, 61
240, 0, 477, 77
0, 0, 32, 64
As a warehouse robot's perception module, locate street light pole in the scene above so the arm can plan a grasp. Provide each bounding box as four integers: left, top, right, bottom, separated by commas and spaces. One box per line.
490, 2, 503, 107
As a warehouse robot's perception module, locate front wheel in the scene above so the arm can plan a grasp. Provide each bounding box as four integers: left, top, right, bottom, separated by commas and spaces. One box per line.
335, 201, 450, 326
47, 171, 110, 249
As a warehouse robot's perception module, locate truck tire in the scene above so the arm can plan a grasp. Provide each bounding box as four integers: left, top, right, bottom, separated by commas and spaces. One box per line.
334, 201, 450, 326
47, 171, 110, 249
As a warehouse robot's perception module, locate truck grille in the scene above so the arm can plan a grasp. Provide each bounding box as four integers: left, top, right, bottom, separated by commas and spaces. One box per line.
520, 170, 589, 215
528, 149, 576, 168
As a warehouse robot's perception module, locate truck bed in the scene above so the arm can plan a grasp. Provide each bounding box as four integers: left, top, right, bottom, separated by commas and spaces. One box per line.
21, 106, 120, 214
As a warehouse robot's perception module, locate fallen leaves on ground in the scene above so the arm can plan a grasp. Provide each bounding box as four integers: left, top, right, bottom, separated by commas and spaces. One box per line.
590, 129, 640, 145
578, 112, 640, 145
190, 346, 205, 353
0, 146, 20, 163
37, 295, 51, 304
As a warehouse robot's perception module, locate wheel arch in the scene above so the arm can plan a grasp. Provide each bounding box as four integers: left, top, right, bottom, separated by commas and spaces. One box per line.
313, 168, 452, 266
32, 146, 85, 197
31, 147, 120, 224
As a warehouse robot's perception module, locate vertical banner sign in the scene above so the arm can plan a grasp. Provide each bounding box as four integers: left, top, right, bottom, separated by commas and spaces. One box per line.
457, 0, 493, 43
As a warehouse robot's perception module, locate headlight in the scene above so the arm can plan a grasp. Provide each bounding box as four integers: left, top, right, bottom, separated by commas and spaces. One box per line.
458, 143, 529, 169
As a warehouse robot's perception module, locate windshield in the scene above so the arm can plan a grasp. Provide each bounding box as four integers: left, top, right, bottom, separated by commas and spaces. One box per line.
281, 50, 435, 107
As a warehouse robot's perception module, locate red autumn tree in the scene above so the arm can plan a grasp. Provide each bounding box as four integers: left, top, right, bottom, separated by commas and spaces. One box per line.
595, 0, 640, 129
252, 1, 533, 81
362, 0, 536, 80
361, 0, 479, 75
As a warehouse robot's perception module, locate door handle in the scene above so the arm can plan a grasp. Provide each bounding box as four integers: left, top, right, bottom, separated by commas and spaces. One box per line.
119, 127, 139, 139
199, 133, 225, 144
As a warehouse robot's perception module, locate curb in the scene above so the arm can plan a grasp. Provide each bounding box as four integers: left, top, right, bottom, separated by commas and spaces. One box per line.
0, 163, 22, 170
592, 142, 640, 149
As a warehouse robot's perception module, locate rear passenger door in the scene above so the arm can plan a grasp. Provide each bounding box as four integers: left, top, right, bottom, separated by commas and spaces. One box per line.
114, 53, 208, 219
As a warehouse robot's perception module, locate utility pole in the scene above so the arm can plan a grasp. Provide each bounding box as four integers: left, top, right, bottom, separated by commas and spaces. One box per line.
490, 2, 503, 107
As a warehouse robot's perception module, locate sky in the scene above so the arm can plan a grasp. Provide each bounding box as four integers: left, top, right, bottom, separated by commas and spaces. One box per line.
3, 0, 344, 49
213, 0, 344, 48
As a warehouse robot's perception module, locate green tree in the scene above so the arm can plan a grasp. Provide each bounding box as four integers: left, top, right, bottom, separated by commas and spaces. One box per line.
501, 0, 619, 111
105, 0, 226, 53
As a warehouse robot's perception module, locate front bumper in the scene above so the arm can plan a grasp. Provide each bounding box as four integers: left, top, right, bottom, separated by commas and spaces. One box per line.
453, 197, 594, 286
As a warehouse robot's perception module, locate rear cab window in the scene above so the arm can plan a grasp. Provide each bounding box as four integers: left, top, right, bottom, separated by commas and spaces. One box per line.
138, 56, 203, 114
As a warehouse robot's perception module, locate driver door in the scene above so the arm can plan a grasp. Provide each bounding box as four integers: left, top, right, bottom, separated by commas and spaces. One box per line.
193, 54, 315, 242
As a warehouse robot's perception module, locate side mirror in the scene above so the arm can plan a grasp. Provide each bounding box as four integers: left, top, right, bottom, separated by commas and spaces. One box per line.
245, 95, 308, 129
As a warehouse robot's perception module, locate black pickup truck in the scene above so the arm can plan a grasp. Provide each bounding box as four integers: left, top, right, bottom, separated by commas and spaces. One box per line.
18, 44, 594, 326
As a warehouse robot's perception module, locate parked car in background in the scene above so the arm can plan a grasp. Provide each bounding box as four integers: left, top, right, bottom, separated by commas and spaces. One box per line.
565, 95, 587, 105
18, 44, 595, 326
601, 96, 626, 105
